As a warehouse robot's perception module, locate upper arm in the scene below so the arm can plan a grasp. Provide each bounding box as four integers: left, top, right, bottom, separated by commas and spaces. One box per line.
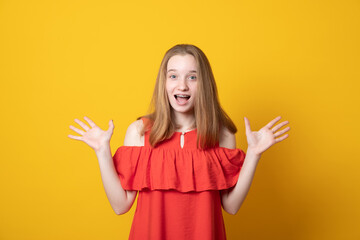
123, 119, 144, 146
219, 125, 236, 149
219, 126, 236, 211
121, 119, 144, 210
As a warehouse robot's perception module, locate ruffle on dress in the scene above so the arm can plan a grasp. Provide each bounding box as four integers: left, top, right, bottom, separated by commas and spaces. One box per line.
112, 146, 246, 193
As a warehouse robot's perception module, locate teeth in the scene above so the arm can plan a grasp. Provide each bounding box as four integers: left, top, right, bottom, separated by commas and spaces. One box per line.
175, 95, 190, 98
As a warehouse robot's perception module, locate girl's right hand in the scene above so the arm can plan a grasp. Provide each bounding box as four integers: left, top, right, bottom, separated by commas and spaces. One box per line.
68, 116, 114, 152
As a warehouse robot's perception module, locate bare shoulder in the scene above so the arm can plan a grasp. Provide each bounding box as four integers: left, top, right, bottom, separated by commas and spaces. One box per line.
123, 119, 144, 146
219, 125, 236, 149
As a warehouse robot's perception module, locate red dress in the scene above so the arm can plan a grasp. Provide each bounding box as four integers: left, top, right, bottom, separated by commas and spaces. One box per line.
112, 118, 246, 240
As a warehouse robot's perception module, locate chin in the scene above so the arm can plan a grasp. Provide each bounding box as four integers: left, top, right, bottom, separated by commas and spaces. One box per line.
169, 100, 195, 114
171, 107, 195, 114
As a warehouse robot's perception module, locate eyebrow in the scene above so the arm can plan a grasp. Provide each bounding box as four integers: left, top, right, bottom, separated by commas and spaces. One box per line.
167, 69, 197, 73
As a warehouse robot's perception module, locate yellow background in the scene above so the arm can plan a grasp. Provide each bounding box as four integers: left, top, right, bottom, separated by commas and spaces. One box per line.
1, 0, 359, 239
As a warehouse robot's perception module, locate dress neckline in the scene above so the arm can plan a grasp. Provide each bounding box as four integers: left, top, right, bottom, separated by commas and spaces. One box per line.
174, 128, 197, 134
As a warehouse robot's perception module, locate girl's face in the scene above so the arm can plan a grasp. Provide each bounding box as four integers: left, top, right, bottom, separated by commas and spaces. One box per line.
166, 54, 198, 115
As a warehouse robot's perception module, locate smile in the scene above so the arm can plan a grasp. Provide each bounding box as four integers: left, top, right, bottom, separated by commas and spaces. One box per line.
174, 94, 191, 105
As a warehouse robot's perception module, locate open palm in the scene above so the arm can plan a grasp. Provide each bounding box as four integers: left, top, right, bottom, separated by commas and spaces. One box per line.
244, 116, 290, 156
68, 116, 114, 151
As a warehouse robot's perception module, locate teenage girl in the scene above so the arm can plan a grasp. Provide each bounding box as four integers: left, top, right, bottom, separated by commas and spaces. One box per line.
68, 44, 290, 239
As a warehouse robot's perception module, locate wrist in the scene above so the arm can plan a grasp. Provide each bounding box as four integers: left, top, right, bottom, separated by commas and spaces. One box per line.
246, 147, 262, 160
94, 142, 111, 155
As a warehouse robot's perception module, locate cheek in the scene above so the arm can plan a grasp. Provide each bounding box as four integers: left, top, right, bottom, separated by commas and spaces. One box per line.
166, 81, 176, 93
191, 83, 198, 95
165, 81, 170, 92
165, 85, 173, 100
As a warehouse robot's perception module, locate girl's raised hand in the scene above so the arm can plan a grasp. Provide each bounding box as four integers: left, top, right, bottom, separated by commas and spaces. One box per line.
68, 116, 114, 152
244, 116, 290, 157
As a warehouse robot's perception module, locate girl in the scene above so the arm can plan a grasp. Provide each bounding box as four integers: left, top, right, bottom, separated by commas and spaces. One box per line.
68, 44, 290, 239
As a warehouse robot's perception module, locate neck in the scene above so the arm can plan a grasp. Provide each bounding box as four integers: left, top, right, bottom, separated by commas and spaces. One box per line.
172, 111, 196, 132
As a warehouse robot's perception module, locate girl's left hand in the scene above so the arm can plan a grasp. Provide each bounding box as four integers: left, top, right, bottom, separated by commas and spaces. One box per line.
244, 116, 290, 157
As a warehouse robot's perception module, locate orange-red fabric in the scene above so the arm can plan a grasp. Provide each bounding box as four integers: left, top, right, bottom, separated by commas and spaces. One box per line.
112, 117, 246, 240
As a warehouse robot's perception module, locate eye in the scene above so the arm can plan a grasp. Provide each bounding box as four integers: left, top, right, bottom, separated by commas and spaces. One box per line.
189, 75, 197, 80
169, 74, 176, 79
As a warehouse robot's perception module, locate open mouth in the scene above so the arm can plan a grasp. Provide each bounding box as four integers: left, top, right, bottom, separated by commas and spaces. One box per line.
174, 94, 191, 105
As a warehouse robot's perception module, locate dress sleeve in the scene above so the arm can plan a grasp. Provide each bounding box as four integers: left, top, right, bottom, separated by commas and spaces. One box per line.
112, 146, 151, 191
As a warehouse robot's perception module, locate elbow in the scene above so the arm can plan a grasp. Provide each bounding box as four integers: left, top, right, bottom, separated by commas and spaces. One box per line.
114, 207, 130, 215
114, 208, 124, 215
113, 191, 137, 215
223, 203, 240, 215
114, 210, 126, 215
222, 197, 243, 215
231, 209, 239, 215
113, 203, 132, 215
226, 208, 239, 215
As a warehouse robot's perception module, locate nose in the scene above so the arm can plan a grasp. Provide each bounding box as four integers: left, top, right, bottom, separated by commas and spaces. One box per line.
177, 78, 189, 91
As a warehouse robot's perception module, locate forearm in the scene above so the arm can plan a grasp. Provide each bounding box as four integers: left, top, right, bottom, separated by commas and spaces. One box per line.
95, 143, 132, 215
222, 148, 261, 215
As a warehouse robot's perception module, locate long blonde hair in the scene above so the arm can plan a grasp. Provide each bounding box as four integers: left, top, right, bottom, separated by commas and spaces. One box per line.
139, 44, 237, 149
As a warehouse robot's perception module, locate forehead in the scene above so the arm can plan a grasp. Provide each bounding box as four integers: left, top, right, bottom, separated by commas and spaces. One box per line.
167, 54, 197, 72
